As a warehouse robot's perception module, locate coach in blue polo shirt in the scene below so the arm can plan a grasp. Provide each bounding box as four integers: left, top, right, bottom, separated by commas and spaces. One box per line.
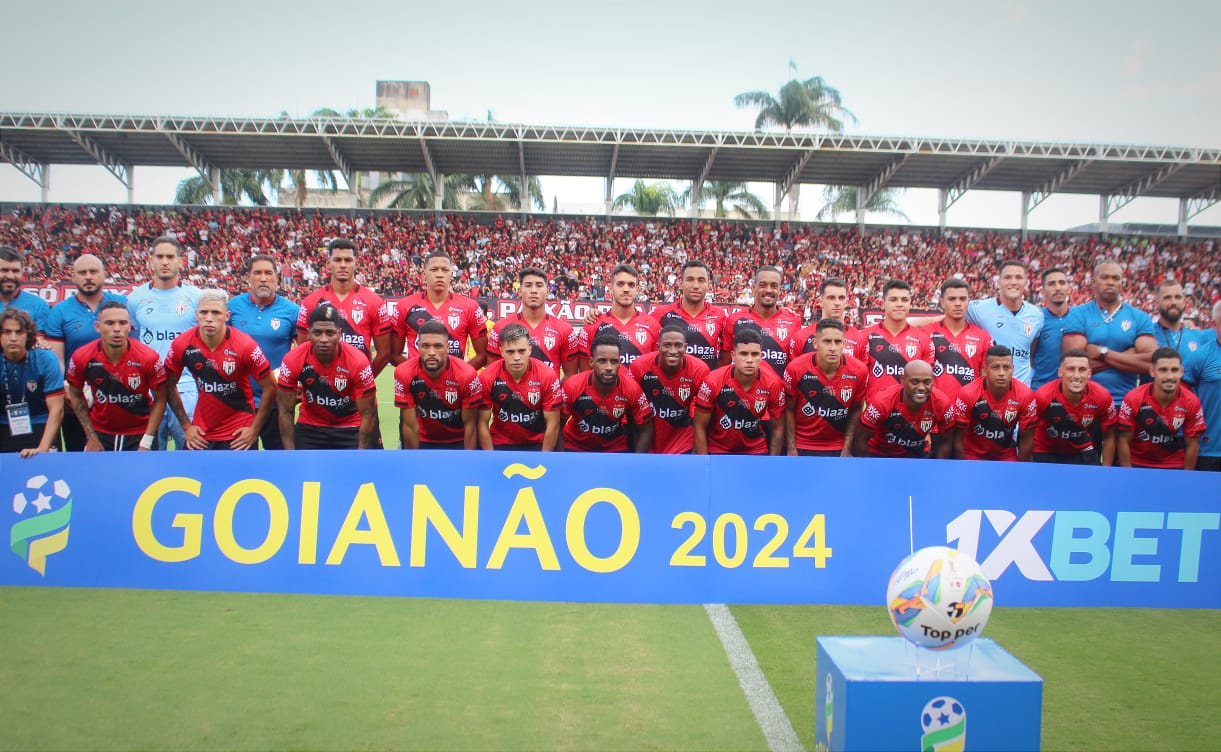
229, 254, 299, 449
1184, 301, 1221, 472
0, 245, 50, 332
1062, 259, 1156, 404
43, 254, 127, 450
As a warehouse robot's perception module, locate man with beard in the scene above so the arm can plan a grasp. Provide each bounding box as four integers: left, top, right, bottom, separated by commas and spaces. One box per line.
488, 267, 577, 375
229, 255, 299, 449
560, 334, 654, 453
1183, 302, 1221, 471
395, 320, 483, 450
478, 323, 563, 451
277, 304, 377, 450
64, 301, 167, 451
1030, 268, 1073, 389
1151, 279, 1206, 368
296, 239, 394, 376
695, 328, 785, 455
1032, 350, 1117, 465
0, 245, 50, 331
857, 279, 934, 395
855, 360, 956, 459
952, 345, 1038, 462
44, 254, 127, 450
630, 325, 709, 454
720, 266, 802, 377
649, 260, 727, 369
164, 290, 277, 450
577, 264, 659, 370
1062, 260, 1156, 404
791, 278, 862, 362
392, 250, 488, 368
784, 318, 868, 457
1118, 347, 1205, 470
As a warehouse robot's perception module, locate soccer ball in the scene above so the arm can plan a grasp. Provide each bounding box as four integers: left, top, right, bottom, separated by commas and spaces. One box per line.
886, 546, 993, 650
921, 696, 966, 735
12, 475, 72, 515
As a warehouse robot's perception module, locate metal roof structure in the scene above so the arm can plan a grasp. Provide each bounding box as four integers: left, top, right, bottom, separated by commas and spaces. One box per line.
2, 112, 1219, 232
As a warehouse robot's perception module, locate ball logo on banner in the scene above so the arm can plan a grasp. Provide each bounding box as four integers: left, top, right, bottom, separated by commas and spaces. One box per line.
920, 696, 967, 752
824, 673, 834, 740
10, 476, 74, 576
886, 546, 993, 650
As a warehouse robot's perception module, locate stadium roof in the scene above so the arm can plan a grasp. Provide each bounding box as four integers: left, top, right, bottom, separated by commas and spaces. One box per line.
2, 112, 1218, 225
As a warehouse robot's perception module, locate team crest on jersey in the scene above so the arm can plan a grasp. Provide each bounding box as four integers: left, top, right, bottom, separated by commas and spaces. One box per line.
1121, 320, 1132, 331
127, 375, 141, 391
448, 313, 461, 330
543, 334, 556, 350
271, 319, 281, 331
527, 390, 540, 406
840, 387, 853, 402
965, 342, 977, 358
334, 376, 347, 392
176, 301, 188, 316
706, 321, 717, 336
905, 342, 918, 358
754, 399, 767, 413
26, 380, 39, 393
775, 326, 788, 341
612, 406, 625, 419
1024, 321, 1035, 335
222, 360, 236, 376
1173, 415, 1185, 430
1004, 409, 1017, 423
920, 418, 934, 433
1082, 415, 1094, 427
445, 389, 458, 404
635, 330, 648, 345
679, 386, 691, 402
350, 309, 364, 325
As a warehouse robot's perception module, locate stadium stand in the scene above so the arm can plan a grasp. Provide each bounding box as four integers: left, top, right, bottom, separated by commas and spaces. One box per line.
3, 204, 1217, 325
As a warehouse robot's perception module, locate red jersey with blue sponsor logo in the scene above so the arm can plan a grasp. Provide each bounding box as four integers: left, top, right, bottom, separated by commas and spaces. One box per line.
650, 301, 728, 369
487, 312, 577, 371
953, 378, 1038, 461
478, 358, 564, 446
860, 384, 957, 457
66, 340, 166, 435
695, 364, 786, 455
296, 284, 391, 361
393, 355, 483, 444
928, 321, 992, 400
164, 327, 270, 441
277, 340, 376, 429
577, 311, 660, 366
857, 322, 935, 394
721, 307, 803, 377
393, 291, 488, 359
560, 372, 653, 452
783, 352, 869, 452
1118, 383, 1206, 468
1032, 380, 1118, 455
629, 351, 711, 454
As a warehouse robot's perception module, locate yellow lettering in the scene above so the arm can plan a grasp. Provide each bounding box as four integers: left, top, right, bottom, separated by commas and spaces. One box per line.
131, 477, 203, 563
410, 484, 479, 568
325, 483, 400, 566
565, 488, 640, 573
213, 480, 289, 565
298, 482, 320, 565
486, 487, 559, 570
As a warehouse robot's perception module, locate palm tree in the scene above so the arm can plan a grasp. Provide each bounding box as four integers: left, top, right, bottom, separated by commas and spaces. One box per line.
309, 106, 397, 205
368, 173, 465, 210
613, 180, 681, 216
816, 186, 910, 222
174, 169, 275, 206
463, 174, 546, 211
682, 180, 769, 219
734, 75, 858, 217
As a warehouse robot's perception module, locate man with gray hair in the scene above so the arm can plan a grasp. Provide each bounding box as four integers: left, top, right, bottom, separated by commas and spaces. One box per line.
1183, 300, 1221, 471
164, 289, 277, 450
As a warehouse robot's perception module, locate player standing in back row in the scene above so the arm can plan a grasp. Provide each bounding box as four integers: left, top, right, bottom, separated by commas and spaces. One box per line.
392, 250, 488, 369
649, 260, 727, 369
487, 267, 576, 374
720, 265, 802, 377
965, 259, 1043, 386
577, 264, 659, 369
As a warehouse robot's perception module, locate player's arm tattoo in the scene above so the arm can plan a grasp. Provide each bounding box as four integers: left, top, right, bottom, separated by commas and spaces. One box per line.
67, 384, 100, 445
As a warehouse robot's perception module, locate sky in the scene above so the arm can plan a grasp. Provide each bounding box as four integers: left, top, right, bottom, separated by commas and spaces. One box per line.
2, 0, 1219, 229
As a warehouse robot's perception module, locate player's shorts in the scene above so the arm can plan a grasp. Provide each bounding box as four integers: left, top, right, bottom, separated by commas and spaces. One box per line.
295, 423, 359, 450
797, 448, 841, 457
1033, 450, 1100, 466
493, 442, 543, 452
95, 431, 152, 451
419, 440, 464, 450
1197, 456, 1221, 472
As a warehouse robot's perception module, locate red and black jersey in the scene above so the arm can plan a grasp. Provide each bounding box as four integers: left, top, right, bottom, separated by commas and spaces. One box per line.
1118, 383, 1206, 468
560, 372, 653, 452
650, 301, 728, 369
164, 327, 270, 441
928, 321, 992, 400
1032, 380, 1118, 456
860, 384, 957, 457
393, 291, 488, 359
65, 340, 166, 436
721, 307, 803, 376
791, 323, 864, 362
577, 311, 660, 366
277, 340, 376, 428
953, 378, 1038, 461
296, 284, 392, 360
478, 358, 564, 446
857, 322, 935, 393
393, 355, 483, 444
695, 364, 786, 455
487, 312, 577, 371
629, 351, 711, 454
783, 353, 869, 452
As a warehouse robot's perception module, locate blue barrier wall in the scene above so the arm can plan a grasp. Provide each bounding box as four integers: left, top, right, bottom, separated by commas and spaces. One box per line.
4, 452, 1218, 607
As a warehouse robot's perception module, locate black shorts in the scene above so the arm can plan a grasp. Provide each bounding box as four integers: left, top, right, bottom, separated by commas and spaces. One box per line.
95, 431, 153, 451
0, 422, 47, 453
493, 442, 543, 452
1033, 450, 1101, 466
296, 423, 360, 450
1196, 456, 1221, 472
419, 440, 465, 450
60, 408, 87, 451
869, 450, 930, 459
258, 404, 284, 450
797, 448, 841, 457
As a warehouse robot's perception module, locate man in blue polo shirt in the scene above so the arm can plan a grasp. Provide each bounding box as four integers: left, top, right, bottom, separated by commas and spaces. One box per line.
1061, 259, 1156, 404
229, 254, 299, 449
1151, 279, 1207, 372
1183, 301, 1221, 471
965, 258, 1043, 386
0, 245, 50, 333
1030, 267, 1073, 389
44, 253, 128, 451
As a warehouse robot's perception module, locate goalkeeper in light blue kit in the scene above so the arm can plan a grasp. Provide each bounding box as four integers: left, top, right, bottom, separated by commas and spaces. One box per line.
126, 236, 201, 450
965, 258, 1043, 386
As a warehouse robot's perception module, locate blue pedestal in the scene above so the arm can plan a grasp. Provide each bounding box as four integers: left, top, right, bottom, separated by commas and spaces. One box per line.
815, 636, 1042, 752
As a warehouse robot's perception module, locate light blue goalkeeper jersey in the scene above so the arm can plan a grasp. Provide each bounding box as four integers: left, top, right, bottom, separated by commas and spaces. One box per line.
127, 283, 202, 394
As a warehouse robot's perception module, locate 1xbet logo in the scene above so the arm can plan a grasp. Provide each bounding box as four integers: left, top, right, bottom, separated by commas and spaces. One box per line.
946, 510, 1219, 583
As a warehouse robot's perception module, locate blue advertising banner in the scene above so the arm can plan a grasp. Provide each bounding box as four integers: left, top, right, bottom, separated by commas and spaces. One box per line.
2, 452, 1218, 607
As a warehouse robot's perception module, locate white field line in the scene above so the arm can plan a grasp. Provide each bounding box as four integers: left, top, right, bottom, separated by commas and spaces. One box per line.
704, 603, 804, 752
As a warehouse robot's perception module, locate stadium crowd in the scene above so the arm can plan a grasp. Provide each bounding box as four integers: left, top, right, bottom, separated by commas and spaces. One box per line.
2, 204, 1219, 471
2, 204, 1217, 324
